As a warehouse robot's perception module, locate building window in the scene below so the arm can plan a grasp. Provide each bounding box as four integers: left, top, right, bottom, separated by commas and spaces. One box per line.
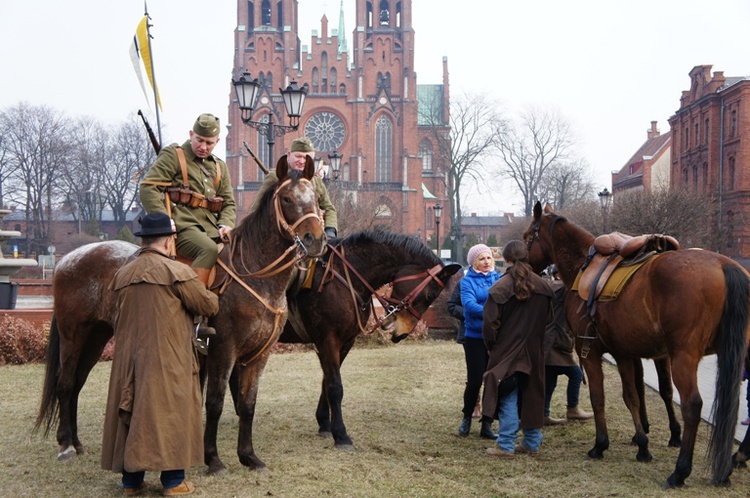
682, 168, 688, 185
703, 163, 708, 192
330, 67, 337, 94
728, 156, 736, 191
379, 0, 390, 25
694, 122, 699, 146
375, 115, 392, 182
731, 109, 738, 137
312, 67, 319, 93
419, 139, 433, 171
685, 127, 689, 149
704, 118, 709, 144
276, 1, 282, 30
261, 0, 271, 25
693, 165, 698, 191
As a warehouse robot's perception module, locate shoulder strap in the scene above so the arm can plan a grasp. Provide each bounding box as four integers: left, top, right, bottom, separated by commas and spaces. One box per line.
175, 146, 189, 188
214, 161, 221, 190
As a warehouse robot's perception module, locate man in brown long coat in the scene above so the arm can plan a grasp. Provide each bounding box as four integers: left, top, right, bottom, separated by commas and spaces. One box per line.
101, 213, 219, 496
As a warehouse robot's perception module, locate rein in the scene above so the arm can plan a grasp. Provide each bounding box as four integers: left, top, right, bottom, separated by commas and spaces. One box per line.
319, 244, 447, 334
216, 177, 321, 366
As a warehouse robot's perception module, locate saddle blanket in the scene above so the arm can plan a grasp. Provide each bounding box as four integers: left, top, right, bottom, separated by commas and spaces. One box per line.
572, 253, 658, 302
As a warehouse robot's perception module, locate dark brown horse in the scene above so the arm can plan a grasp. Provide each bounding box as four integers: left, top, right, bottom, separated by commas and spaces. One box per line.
525, 202, 750, 487
272, 230, 461, 449
35, 169, 326, 472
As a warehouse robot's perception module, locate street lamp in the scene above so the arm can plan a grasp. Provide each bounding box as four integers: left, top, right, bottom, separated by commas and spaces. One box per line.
232, 71, 307, 163
598, 188, 612, 233
433, 204, 443, 256
328, 150, 342, 180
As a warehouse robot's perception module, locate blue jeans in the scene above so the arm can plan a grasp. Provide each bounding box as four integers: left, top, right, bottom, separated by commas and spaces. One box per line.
495, 385, 543, 452
122, 469, 184, 490
544, 365, 584, 416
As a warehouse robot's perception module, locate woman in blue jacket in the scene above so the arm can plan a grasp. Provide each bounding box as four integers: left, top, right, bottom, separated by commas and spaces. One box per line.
458, 244, 501, 439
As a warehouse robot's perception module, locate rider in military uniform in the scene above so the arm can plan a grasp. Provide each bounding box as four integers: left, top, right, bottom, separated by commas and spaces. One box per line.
139, 113, 236, 288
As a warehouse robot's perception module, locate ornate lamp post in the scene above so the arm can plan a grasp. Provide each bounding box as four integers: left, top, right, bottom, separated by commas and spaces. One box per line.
433, 204, 443, 256
598, 187, 612, 233
232, 71, 307, 162
328, 150, 342, 180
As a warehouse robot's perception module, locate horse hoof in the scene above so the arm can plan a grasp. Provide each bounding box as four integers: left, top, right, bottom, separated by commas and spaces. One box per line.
318, 430, 333, 439
668, 439, 681, 448
636, 452, 653, 463
335, 443, 355, 452
664, 474, 684, 488
207, 463, 228, 476
57, 446, 77, 462
587, 449, 604, 460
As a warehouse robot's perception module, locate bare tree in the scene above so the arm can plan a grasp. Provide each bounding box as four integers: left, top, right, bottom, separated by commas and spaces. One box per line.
609, 188, 716, 249
495, 106, 576, 216
1, 103, 70, 254
538, 158, 597, 210
105, 116, 155, 227
420, 92, 505, 261
326, 184, 397, 236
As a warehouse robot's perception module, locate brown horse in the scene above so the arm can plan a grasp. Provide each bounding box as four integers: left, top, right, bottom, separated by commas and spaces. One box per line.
35, 169, 326, 472
524, 202, 750, 488
271, 230, 461, 449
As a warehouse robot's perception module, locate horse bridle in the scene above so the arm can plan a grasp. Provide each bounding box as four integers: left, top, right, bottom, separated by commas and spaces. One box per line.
225, 177, 321, 280
526, 213, 564, 271
320, 244, 448, 334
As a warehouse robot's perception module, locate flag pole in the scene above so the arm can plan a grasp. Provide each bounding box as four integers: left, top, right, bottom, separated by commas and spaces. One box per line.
144, 0, 163, 146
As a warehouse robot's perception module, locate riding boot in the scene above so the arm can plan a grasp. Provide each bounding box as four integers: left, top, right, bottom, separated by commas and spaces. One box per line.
567, 405, 594, 420
458, 417, 471, 437
193, 267, 216, 338
479, 419, 498, 439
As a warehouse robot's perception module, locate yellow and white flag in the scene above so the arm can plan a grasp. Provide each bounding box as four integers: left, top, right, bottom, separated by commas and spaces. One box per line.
129, 15, 162, 110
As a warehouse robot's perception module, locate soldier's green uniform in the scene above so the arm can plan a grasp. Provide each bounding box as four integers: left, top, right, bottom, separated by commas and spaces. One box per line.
139, 116, 236, 270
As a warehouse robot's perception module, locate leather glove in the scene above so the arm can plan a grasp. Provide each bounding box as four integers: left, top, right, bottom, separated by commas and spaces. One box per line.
324, 227, 337, 238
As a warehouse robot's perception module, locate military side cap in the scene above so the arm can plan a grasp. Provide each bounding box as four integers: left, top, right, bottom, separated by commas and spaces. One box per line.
193, 113, 221, 137
134, 213, 177, 237
290, 137, 314, 152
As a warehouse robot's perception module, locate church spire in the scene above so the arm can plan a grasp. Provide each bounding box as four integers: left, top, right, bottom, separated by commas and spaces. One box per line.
337, 0, 348, 54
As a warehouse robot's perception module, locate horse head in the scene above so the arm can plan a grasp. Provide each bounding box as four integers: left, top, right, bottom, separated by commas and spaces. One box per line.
273, 167, 327, 258
524, 201, 558, 274
384, 262, 462, 343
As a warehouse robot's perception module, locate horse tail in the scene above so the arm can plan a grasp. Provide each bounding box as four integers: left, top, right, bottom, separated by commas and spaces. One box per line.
708, 263, 750, 484
34, 313, 60, 437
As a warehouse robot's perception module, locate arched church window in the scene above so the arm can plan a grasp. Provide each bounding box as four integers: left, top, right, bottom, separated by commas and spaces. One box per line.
277, 2, 283, 30
330, 67, 337, 94
419, 139, 433, 171
312, 67, 319, 93
261, 0, 271, 25
375, 115, 392, 182
248, 2, 254, 31
304, 112, 346, 152
379, 0, 390, 25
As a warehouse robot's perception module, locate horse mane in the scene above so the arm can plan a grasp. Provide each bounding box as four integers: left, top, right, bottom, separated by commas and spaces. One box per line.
338, 229, 442, 266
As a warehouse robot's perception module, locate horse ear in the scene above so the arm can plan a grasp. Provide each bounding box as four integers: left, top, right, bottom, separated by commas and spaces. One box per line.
543, 203, 554, 214
275, 155, 290, 180
439, 263, 462, 281
303, 155, 315, 180
533, 201, 542, 220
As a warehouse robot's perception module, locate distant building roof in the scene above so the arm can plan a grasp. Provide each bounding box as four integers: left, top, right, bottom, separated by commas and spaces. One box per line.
422, 183, 436, 199
460, 214, 514, 227
2, 209, 141, 223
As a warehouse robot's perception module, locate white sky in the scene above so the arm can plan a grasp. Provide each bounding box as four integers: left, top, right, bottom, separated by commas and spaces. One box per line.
1, 0, 749, 215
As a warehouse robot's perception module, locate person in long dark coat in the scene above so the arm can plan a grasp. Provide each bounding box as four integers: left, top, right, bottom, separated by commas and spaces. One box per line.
482, 240, 554, 458
101, 213, 219, 496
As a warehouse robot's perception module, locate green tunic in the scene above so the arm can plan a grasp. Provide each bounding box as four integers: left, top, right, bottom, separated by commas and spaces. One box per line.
249, 172, 338, 230
139, 141, 237, 239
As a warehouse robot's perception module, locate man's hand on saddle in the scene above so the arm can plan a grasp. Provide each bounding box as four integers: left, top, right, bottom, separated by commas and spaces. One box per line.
218, 225, 232, 243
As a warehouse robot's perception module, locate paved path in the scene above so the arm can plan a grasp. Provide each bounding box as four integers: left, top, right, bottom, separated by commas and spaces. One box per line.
615, 355, 749, 442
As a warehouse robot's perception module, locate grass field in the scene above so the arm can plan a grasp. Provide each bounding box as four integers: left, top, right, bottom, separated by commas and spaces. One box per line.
2, 341, 749, 497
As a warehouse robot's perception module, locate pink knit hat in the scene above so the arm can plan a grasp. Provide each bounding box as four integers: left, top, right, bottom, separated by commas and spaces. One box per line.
467, 244, 492, 267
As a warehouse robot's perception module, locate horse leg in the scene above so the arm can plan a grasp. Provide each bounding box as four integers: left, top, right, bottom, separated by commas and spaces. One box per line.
234, 354, 271, 470
204, 357, 234, 475
632, 358, 649, 442
580, 349, 609, 459
316, 337, 355, 449
654, 357, 682, 447
56, 325, 111, 460
614, 356, 651, 462
664, 354, 702, 488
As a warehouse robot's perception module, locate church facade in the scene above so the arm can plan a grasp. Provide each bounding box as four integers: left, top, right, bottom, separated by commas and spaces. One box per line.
224, 0, 450, 243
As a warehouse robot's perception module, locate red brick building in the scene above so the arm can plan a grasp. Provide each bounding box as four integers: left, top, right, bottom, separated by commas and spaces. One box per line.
224, 0, 450, 239
668, 65, 750, 257
611, 121, 671, 194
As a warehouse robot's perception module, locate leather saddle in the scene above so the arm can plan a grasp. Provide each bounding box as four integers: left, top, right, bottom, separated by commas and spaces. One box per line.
575, 232, 680, 303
